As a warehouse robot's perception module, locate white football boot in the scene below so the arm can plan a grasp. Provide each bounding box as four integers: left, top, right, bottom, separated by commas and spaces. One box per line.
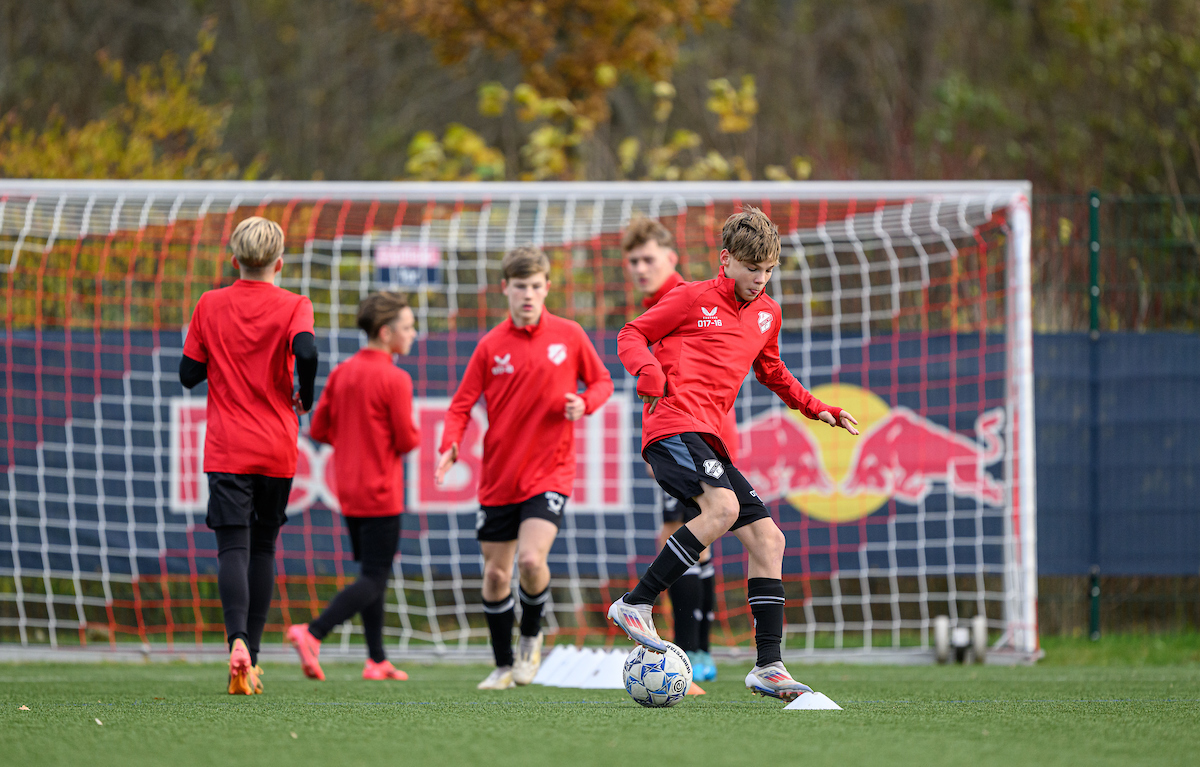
512, 632, 543, 686
607, 594, 668, 652
744, 661, 814, 701
477, 666, 515, 690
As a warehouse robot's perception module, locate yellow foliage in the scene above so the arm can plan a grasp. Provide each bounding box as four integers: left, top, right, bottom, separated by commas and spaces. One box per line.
521, 125, 570, 179
405, 125, 504, 181
792, 156, 813, 180
595, 63, 618, 88
706, 75, 758, 134
368, 0, 736, 123
0, 20, 254, 180
478, 82, 510, 117
513, 84, 543, 122
421, 74, 790, 182
618, 137, 640, 175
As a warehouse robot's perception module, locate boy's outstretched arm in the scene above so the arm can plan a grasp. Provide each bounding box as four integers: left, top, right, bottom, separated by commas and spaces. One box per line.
753, 323, 859, 435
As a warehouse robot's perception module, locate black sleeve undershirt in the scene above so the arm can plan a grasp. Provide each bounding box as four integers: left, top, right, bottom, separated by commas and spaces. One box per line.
292, 332, 318, 411
178, 334, 318, 409
179, 355, 207, 389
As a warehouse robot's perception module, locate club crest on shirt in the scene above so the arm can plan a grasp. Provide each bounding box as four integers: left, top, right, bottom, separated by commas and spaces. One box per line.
757, 311, 773, 334
697, 306, 723, 328
702, 459, 725, 479
546, 343, 567, 365
491, 353, 514, 375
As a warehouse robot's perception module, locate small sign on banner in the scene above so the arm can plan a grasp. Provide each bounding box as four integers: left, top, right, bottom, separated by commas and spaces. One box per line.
374, 243, 442, 288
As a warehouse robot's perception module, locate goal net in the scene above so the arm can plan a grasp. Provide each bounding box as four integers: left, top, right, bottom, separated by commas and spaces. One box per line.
0, 180, 1036, 661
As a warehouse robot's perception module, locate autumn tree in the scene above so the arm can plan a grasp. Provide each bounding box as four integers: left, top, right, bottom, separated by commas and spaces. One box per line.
366, 0, 736, 123
0, 20, 258, 180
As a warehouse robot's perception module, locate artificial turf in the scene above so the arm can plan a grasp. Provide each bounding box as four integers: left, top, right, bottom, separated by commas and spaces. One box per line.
3, 640, 1198, 767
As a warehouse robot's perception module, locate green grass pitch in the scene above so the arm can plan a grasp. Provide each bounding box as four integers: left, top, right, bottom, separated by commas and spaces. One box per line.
3, 637, 1198, 767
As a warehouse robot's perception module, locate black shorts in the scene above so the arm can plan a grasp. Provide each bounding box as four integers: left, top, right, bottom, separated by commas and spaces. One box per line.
661, 494, 685, 524
344, 515, 401, 572
206, 472, 292, 529
477, 491, 567, 542
642, 433, 769, 532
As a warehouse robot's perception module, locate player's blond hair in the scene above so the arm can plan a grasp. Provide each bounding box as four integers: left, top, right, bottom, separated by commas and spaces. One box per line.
501, 245, 551, 280
230, 216, 285, 270
356, 292, 411, 339
722, 206, 781, 265
621, 216, 674, 253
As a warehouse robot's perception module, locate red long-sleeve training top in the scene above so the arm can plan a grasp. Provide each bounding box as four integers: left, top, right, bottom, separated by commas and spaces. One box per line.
309, 348, 420, 517
641, 270, 740, 463
439, 310, 614, 507
618, 268, 841, 458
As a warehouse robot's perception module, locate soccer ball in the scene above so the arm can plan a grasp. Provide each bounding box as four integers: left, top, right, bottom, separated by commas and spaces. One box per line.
623, 642, 692, 708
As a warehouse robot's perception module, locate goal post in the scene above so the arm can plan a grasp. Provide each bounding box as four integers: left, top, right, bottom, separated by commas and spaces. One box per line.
0, 180, 1037, 661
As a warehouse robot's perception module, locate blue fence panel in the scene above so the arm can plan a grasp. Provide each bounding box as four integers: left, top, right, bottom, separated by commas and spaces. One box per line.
1035, 333, 1200, 575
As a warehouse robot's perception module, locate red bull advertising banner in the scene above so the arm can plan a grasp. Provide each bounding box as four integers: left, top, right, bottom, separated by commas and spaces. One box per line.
169, 395, 632, 514
171, 384, 1005, 522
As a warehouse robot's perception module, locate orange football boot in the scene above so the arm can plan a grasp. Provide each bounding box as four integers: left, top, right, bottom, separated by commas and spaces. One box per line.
286, 624, 325, 681
227, 638, 254, 695
362, 659, 408, 681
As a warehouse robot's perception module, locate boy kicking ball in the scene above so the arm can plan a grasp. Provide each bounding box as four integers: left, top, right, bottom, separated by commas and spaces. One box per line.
622, 215, 740, 683
288, 293, 420, 682
436, 245, 613, 690
608, 207, 860, 701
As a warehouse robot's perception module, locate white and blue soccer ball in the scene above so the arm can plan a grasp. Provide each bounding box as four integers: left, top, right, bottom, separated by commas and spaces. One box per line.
623, 642, 692, 708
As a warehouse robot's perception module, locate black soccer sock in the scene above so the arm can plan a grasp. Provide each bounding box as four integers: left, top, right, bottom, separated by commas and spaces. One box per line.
747, 577, 786, 668
628, 526, 705, 606
482, 594, 515, 667
668, 567, 702, 652
214, 527, 251, 650
698, 560, 716, 653
245, 525, 280, 666
518, 585, 549, 638
362, 591, 387, 663
308, 567, 390, 641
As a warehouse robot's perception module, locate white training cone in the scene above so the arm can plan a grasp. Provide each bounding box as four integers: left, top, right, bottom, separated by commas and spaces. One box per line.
550, 648, 602, 687
532, 645, 575, 686
783, 692, 843, 711
579, 649, 626, 689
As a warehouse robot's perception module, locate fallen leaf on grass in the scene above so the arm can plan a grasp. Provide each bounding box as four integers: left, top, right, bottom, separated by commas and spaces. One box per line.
19, 705, 30, 711
95, 718, 103, 726
290, 732, 298, 739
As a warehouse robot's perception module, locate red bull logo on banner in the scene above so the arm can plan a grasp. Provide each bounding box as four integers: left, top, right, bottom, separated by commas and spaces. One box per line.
739, 383, 1005, 523
169, 394, 631, 514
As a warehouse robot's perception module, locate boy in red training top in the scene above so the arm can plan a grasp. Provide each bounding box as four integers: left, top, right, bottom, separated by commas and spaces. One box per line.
179, 216, 318, 695
608, 207, 860, 701
435, 245, 613, 690
622, 215, 739, 682
287, 292, 419, 683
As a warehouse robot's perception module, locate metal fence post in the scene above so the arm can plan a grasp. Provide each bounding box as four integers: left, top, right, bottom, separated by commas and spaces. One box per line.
1088, 189, 1102, 641
1089, 191, 1101, 339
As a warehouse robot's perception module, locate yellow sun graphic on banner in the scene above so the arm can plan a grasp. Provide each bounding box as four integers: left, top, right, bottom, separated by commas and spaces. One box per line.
785, 383, 892, 523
